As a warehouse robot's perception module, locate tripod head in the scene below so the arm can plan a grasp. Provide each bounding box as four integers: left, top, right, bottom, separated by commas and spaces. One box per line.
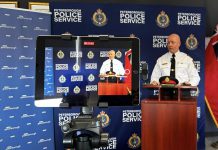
61, 107, 109, 150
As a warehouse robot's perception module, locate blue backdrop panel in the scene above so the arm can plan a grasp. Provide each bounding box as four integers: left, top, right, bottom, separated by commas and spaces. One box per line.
51, 3, 205, 150
0, 8, 54, 150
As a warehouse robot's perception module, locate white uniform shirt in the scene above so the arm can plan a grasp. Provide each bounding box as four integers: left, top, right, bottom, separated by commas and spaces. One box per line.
150, 51, 200, 86
100, 58, 125, 75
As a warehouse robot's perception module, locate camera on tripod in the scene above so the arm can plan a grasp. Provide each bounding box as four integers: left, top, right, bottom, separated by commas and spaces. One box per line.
61, 107, 109, 150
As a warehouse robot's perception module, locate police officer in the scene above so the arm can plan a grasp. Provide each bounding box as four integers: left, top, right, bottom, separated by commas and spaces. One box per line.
99, 50, 125, 77
150, 33, 200, 86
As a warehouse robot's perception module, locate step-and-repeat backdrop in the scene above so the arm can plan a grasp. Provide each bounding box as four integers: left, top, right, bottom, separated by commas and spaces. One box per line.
51, 2, 205, 150
0, 8, 54, 150
0, 4, 205, 150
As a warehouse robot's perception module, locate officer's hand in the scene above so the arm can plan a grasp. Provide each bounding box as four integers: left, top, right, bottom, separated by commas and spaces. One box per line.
99, 74, 106, 78
151, 81, 159, 85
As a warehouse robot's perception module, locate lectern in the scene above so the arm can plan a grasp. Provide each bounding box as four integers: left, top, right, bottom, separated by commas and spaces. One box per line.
141, 85, 197, 150
98, 75, 130, 95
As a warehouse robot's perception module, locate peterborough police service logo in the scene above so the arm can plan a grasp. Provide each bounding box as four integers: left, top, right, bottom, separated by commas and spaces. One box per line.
97, 111, 110, 128
156, 11, 170, 28
165, 76, 170, 83
73, 64, 80, 72
57, 50, 64, 59
73, 86, 80, 94
87, 51, 94, 59
59, 75, 66, 83
88, 74, 95, 82
116, 50, 122, 58
128, 133, 141, 149
185, 34, 198, 50
92, 9, 107, 27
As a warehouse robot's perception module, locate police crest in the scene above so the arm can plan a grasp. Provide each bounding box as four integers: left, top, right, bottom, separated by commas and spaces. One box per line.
87, 51, 94, 59
73, 64, 80, 72
156, 11, 170, 28
186, 34, 198, 50
128, 133, 141, 149
116, 50, 122, 58
97, 111, 110, 128
59, 75, 66, 83
88, 74, 95, 82
165, 77, 170, 83
92, 9, 107, 27
57, 50, 64, 59
73, 86, 80, 94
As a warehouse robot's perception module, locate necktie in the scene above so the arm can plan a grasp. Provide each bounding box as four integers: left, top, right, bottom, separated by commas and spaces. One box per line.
170, 54, 175, 78
110, 60, 113, 72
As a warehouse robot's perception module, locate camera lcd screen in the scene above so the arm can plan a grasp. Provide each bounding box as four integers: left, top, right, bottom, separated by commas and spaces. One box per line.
35, 35, 140, 107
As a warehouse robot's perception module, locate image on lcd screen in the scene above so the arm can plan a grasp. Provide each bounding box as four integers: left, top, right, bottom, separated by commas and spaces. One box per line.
35, 36, 139, 107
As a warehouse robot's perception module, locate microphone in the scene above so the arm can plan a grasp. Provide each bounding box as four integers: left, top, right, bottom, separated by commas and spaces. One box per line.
140, 61, 148, 81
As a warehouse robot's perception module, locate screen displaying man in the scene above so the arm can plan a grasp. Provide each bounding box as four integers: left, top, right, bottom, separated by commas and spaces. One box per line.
150, 33, 200, 86
98, 49, 128, 96
99, 50, 125, 77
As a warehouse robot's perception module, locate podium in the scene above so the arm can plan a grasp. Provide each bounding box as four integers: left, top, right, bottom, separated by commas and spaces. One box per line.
141, 85, 197, 150
98, 75, 130, 95
98, 82, 128, 95
97, 75, 132, 106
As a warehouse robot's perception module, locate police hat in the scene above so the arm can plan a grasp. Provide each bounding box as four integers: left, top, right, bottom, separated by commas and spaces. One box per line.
106, 71, 115, 75
159, 76, 179, 85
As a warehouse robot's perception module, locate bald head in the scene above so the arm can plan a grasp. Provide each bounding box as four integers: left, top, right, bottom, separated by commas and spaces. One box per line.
108, 50, 116, 60
167, 33, 181, 54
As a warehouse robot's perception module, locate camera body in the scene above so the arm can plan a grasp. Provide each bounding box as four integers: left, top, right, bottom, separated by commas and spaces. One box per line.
61, 107, 109, 150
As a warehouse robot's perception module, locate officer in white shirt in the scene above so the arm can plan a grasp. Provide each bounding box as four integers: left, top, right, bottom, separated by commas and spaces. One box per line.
99, 50, 125, 77
150, 33, 200, 86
